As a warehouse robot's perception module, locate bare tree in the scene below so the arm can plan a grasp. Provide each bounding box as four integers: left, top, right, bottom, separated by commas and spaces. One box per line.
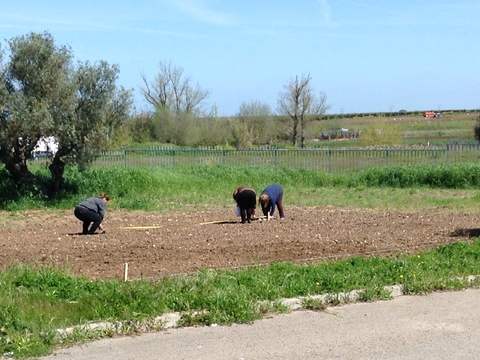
141, 61, 210, 114
277, 74, 330, 148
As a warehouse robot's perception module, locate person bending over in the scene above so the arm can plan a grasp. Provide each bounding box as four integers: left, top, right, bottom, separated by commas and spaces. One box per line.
259, 184, 285, 220
74, 192, 110, 234
233, 186, 257, 223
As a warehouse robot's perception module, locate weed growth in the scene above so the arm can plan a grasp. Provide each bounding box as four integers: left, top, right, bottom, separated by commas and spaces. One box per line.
3, 163, 480, 211
2, 239, 480, 357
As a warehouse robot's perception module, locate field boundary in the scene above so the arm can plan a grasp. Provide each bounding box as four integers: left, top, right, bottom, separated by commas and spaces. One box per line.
76, 144, 480, 173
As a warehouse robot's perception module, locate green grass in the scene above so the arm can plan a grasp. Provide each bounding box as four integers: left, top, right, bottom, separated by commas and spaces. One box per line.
4, 162, 480, 211
3, 164, 480, 358
2, 242, 480, 358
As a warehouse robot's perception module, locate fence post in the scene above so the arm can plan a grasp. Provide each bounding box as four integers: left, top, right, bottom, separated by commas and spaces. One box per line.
386, 147, 389, 166
274, 149, 278, 167
124, 147, 128, 167
329, 149, 332, 173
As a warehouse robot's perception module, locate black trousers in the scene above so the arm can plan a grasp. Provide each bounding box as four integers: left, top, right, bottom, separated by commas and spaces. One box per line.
235, 189, 257, 223
74, 206, 102, 234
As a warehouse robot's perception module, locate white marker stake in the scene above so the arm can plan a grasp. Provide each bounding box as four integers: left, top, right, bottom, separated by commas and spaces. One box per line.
124, 263, 129, 282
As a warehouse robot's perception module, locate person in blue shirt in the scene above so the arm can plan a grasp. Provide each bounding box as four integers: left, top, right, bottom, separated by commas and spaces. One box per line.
233, 186, 257, 223
74, 192, 110, 234
259, 184, 285, 220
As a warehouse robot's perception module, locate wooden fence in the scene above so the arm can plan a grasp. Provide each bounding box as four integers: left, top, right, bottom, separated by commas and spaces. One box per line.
81, 144, 480, 173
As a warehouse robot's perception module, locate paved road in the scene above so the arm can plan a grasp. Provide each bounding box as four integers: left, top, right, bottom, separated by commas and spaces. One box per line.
41, 288, 480, 360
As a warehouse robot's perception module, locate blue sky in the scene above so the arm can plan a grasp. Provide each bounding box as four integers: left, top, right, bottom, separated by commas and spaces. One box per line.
2, 0, 479, 116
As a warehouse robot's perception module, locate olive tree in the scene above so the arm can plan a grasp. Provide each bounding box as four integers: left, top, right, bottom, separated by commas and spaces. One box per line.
277, 74, 330, 148
0, 31, 133, 197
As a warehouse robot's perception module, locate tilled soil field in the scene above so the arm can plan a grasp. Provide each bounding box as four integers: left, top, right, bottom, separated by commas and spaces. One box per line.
1, 206, 479, 280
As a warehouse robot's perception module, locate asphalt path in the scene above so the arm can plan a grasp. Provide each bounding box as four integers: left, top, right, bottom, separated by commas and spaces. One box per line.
40, 288, 480, 360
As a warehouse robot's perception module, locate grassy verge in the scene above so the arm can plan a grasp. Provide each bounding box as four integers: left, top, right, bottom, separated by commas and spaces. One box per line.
2, 163, 480, 358
2, 241, 480, 358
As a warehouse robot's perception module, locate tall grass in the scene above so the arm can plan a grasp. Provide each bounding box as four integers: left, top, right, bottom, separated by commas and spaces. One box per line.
347, 163, 480, 188
3, 162, 480, 211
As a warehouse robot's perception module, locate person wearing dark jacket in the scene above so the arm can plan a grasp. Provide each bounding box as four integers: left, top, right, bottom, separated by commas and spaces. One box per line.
259, 184, 285, 220
233, 186, 257, 223
74, 192, 110, 234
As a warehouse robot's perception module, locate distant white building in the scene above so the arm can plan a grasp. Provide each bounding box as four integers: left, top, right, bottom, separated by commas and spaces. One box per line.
32, 136, 58, 159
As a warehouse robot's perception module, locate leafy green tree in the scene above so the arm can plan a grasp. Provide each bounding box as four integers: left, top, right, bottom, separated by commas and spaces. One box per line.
233, 100, 273, 148
194, 116, 233, 147
151, 106, 199, 145
277, 74, 330, 148
126, 113, 156, 144
359, 117, 402, 146
0, 31, 133, 197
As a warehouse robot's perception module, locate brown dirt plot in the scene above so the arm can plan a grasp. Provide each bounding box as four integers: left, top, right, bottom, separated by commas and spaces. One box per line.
1, 206, 479, 281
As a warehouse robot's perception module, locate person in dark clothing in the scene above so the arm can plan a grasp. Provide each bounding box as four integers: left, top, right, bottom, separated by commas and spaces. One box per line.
259, 184, 285, 220
74, 192, 110, 234
233, 186, 257, 223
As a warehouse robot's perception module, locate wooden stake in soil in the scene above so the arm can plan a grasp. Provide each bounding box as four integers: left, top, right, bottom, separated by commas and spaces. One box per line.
200, 220, 230, 225
121, 225, 163, 229
200, 216, 266, 225
124, 263, 129, 282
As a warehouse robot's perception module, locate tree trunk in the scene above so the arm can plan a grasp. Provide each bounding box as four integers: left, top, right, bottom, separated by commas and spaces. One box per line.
5, 158, 35, 185
2, 145, 64, 199
48, 156, 65, 198
3, 151, 51, 198
292, 117, 298, 147
4, 144, 36, 185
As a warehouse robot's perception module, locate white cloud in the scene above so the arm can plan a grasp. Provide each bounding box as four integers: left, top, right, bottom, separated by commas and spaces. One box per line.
318, 0, 332, 23
337, 0, 394, 13
162, 0, 236, 26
